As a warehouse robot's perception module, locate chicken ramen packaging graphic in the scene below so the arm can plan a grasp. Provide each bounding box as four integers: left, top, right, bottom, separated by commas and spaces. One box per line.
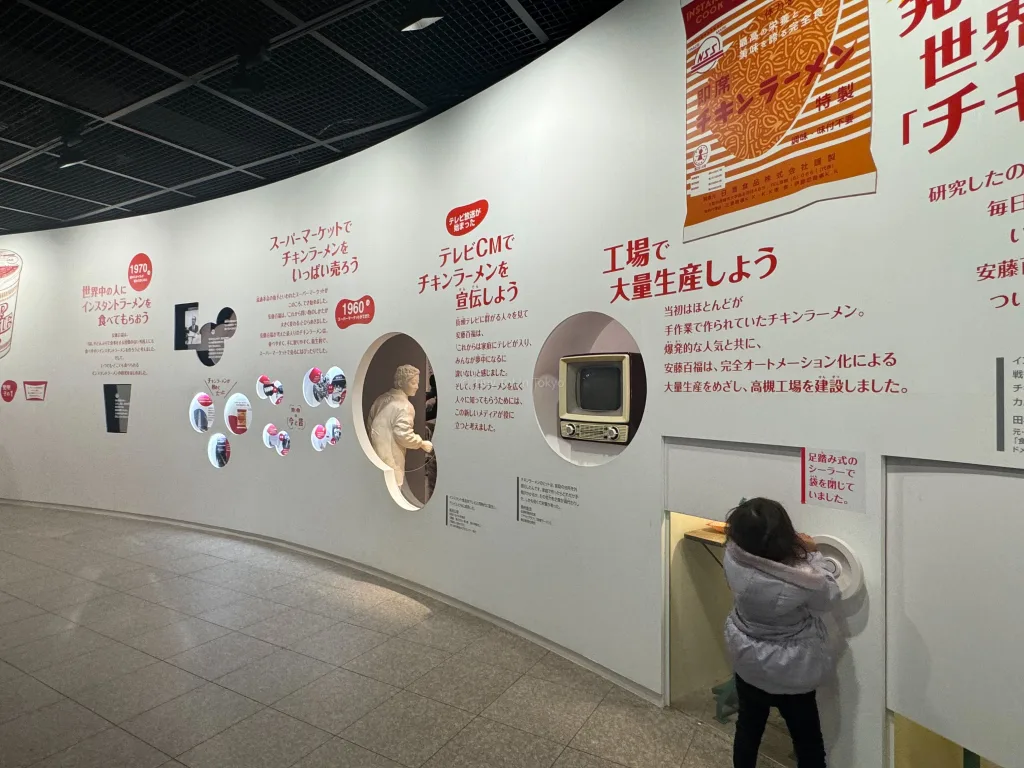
681, 0, 875, 241
0, 251, 23, 361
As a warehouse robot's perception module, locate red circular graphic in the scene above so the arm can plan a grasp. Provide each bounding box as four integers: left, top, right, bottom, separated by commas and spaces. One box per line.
315, 424, 327, 440
335, 295, 375, 330
1, 380, 16, 403
128, 253, 153, 292
309, 367, 322, 383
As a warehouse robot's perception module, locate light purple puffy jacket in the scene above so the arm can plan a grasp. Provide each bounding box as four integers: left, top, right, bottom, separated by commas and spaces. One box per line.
723, 541, 842, 695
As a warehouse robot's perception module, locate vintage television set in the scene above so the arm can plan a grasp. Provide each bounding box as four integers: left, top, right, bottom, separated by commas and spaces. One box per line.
558, 353, 645, 445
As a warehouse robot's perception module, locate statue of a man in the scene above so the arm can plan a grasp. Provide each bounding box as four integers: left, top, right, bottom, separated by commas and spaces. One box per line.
368, 364, 433, 487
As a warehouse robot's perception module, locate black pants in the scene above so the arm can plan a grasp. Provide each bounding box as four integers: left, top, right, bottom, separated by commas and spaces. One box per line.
733, 674, 826, 768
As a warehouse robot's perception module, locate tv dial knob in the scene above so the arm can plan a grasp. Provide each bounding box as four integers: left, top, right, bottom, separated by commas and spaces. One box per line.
604, 427, 619, 440
563, 424, 576, 436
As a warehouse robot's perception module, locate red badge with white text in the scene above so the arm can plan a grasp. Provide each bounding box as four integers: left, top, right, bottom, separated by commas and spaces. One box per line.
23, 381, 47, 401
1, 380, 16, 402
128, 253, 153, 292
446, 200, 488, 236
335, 295, 374, 330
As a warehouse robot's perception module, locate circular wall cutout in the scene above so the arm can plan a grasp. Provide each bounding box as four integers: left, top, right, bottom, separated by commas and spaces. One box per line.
311, 424, 328, 451
224, 393, 252, 435
256, 375, 284, 405
357, 333, 437, 510
208, 434, 231, 468
532, 312, 647, 467
189, 393, 214, 433
325, 417, 342, 446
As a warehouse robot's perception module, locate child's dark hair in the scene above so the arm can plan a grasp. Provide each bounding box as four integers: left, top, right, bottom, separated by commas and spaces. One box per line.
725, 497, 808, 563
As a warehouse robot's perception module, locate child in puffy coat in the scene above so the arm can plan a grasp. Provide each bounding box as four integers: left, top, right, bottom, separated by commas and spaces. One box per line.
723, 497, 842, 768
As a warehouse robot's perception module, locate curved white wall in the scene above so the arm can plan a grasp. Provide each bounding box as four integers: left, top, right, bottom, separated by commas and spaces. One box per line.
2, 1, 1023, 765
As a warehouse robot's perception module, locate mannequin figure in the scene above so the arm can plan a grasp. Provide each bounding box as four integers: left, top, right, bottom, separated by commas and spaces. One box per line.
368, 364, 433, 487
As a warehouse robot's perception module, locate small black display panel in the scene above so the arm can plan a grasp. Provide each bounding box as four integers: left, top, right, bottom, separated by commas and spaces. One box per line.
577, 365, 622, 412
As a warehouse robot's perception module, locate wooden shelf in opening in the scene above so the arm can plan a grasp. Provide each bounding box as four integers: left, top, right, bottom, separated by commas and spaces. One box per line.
684, 527, 727, 547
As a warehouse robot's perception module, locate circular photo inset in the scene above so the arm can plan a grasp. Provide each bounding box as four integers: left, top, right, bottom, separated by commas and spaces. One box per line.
189, 392, 214, 434
325, 417, 342, 446
224, 393, 252, 435
262, 423, 279, 449
208, 433, 231, 468
302, 367, 323, 407
257, 375, 284, 405
276, 431, 291, 456
311, 424, 328, 452
324, 366, 347, 409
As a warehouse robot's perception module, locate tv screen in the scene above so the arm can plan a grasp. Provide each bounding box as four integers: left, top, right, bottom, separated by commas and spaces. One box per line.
577, 365, 622, 412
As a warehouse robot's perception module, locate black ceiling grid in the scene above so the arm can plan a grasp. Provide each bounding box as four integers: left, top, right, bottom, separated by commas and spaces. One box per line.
0, 0, 624, 236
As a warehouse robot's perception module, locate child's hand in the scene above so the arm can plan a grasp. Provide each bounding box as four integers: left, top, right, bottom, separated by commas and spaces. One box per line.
798, 533, 818, 552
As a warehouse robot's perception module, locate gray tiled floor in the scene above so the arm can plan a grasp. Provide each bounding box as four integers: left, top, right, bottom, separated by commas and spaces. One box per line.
0, 505, 785, 767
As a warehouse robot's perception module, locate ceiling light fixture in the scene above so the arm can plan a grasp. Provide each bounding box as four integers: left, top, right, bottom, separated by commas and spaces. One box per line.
399, 0, 444, 31
58, 135, 86, 170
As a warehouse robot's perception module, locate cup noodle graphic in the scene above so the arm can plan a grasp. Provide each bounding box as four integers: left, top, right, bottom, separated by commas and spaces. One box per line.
0, 251, 23, 361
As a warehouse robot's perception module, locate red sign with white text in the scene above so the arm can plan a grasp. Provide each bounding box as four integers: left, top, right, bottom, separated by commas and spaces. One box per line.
1, 380, 16, 402
128, 253, 153, 292
335, 295, 375, 330
446, 200, 489, 236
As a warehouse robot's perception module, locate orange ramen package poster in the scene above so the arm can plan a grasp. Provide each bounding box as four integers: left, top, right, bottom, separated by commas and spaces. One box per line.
681, 0, 876, 241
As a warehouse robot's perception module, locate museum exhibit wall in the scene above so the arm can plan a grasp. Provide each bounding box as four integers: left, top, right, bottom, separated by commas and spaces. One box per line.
2, 0, 1023, 765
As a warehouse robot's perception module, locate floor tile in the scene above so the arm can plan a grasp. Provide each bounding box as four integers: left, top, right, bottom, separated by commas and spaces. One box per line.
54, 593, 150, 625
68, 561, 154, 586
0, 556, 55, 586
71, 661, 205, 723
0, 610, 74, 651
26, 583, 117, 611
122, 617, 233, 659
32, 726, 168, 768
158, 586, 246, 616
0, 665, 64, 724
274, 668, 398, 734
680, 725, 732, 768
215, 649, 334, 704
84, 603, 188, 642
0, 573, 90, 601
0, 699, 110, 768
0, 598, 45, 626
292, 738, 403, 768
289, 622, 389, 666
423, 717, 562, 768
552, 749, 623, 768
343, 691, 473, 768
91, 567, 177, 591
33, 642, 158, 696
482, 676, 603, 745
263, 580, 337, 608
129, 577, 210, 604
346, 595, 435, 636
240, 608, 339, 647
343, 638, 451, 688
176, 708, 330, 768
306, 567, 364, 592
0, 626, 115, 673
121, 682, 262, 757
526, 654, 614, 697
461, 630, 548, 674
196, 596, 288, 630
400, 612, 493, 653
569, 690, 697, 768
167, 632, 276, 679
299, 588, 392, 622
158, 554, 228, 575
407, 656, 521, 714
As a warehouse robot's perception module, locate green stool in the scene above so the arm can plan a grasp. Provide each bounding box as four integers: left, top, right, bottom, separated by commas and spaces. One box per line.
711, 676, 739, 724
